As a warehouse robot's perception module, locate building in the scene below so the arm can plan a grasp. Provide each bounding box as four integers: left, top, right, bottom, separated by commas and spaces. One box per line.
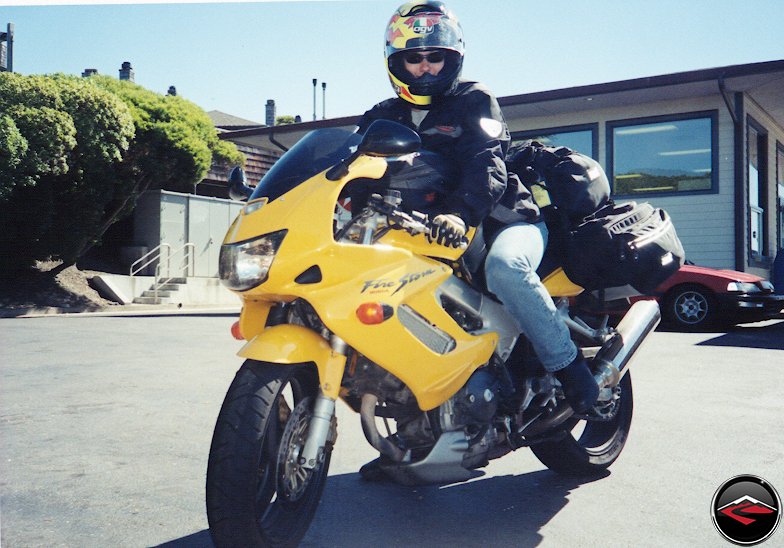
219, 60, 784, 280
198, 110, 281, 199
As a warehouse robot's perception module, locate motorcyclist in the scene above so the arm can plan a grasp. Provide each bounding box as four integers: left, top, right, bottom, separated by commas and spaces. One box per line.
357, 2, 599, 414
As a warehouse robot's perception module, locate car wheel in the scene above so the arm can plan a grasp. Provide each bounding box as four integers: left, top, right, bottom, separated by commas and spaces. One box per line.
663, 284, 718, 330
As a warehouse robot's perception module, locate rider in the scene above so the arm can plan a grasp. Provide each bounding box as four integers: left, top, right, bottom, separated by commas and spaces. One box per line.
357, 1, 599, 413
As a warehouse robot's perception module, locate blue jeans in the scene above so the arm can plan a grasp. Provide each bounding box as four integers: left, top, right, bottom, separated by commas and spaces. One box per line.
484, 221, 577, 372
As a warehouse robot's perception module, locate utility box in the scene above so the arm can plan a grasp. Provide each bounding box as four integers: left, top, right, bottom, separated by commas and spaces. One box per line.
132, 190, 244, 278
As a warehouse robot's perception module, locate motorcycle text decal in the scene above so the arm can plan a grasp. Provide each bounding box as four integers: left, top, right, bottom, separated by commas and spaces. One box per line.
361, 268, 436, 295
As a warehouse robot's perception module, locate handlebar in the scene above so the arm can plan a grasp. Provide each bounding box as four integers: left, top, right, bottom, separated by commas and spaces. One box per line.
367, 194, 468, 249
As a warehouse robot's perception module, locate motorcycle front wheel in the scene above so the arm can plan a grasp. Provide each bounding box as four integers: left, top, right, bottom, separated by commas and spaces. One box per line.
531, 372, 633, 476
206, 360, 331, 548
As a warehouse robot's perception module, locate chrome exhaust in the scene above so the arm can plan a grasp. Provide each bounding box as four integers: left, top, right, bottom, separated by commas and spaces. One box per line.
592, 299, 661, 389
360, 394, 407, 463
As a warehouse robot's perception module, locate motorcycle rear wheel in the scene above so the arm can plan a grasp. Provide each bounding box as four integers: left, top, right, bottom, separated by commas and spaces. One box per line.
206, 360, 330, 548
531, 372, 633, 476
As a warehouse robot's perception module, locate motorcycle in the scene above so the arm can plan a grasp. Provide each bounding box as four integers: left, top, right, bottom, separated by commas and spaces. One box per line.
206, 120, 661, 547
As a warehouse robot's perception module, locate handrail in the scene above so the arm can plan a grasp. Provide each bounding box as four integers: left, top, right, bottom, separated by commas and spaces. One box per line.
130, 244, 170, 277
154, 243, 196, 302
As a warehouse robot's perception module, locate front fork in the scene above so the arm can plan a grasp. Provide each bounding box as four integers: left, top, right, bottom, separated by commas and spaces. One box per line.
300, 335, 347, 470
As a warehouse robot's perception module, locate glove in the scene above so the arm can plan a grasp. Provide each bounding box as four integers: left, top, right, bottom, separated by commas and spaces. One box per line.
429, 214, 466, 248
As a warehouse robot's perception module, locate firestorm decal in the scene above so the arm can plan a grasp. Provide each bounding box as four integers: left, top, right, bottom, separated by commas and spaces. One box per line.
361, 268, 437, 295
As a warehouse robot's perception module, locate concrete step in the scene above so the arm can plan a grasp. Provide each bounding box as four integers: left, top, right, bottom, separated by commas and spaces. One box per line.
152, 283, 184, 291
140, 290, 177, 298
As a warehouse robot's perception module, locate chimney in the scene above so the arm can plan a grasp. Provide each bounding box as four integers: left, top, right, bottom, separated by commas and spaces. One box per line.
119, 61, 134, 82
265, 99, 276, 126
82, 68, 98, 77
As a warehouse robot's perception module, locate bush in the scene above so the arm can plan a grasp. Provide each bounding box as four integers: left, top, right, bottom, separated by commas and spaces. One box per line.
0, 73, 242, 276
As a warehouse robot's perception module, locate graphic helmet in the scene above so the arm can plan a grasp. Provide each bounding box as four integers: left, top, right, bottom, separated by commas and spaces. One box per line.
384, 2, 465, 107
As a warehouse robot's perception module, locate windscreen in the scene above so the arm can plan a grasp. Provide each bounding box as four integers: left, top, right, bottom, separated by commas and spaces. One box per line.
249, 128, 361, 202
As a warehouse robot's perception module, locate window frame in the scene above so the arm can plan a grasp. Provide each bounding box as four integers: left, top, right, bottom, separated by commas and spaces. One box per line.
777, 140, 784, 251
606, 110, 719, 198
747, 116, 769, 263
510, 123, 599, 159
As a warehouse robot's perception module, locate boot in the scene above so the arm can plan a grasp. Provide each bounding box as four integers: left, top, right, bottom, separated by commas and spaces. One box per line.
555, 354, 600, 413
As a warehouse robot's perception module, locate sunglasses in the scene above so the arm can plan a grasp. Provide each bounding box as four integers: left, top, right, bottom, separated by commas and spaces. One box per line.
404, 51, 446, 64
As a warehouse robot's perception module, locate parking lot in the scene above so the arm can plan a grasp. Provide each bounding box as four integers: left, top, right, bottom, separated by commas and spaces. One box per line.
1, 313, 783, 547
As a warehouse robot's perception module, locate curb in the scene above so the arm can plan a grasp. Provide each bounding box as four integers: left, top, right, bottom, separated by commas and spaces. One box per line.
0, 304, 241, 319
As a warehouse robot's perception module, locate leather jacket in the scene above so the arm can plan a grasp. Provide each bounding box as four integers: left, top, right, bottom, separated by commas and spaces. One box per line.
357, 80, 540, 230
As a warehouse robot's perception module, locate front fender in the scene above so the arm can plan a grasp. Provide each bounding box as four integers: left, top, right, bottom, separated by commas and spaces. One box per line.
238, 324, 346, 399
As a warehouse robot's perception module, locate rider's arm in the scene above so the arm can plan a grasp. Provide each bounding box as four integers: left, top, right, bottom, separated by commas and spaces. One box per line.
441, 85, 509, 228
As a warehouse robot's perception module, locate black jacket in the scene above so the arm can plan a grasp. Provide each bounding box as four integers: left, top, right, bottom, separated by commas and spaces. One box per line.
357, 81, 539, 229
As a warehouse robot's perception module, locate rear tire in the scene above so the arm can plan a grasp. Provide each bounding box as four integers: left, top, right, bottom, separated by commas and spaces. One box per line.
531, 373, 633, 476
206, 360, 330, 548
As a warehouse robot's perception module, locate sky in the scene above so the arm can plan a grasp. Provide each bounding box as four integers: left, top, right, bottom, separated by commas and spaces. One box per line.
1, 0, 782, 124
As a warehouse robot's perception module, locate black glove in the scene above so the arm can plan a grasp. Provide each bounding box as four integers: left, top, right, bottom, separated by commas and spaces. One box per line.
429, 214, 466, 248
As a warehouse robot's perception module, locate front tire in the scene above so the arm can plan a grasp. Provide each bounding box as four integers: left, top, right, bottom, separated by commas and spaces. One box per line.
531, 373, 633, 476
206, 360, 330, 548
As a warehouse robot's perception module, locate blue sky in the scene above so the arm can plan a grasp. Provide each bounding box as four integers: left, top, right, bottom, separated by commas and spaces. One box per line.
2, 0, 782, 123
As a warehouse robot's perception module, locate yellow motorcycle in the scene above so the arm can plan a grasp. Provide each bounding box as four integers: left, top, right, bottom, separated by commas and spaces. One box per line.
206, 120, 661, 547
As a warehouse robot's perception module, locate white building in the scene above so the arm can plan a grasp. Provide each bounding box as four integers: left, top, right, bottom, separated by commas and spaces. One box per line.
221, 60, 784, 279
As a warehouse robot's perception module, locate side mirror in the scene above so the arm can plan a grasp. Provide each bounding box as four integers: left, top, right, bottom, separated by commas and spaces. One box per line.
358, 119, 421, 157
228, 166, 253, 201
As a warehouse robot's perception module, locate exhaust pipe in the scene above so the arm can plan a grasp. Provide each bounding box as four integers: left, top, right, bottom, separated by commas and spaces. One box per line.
522, 300, 660, 436
592, 299, 661, 389
360, 394, 406, 462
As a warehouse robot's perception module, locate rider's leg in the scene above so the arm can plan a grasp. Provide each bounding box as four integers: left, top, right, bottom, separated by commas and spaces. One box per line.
484, 221, 599, 413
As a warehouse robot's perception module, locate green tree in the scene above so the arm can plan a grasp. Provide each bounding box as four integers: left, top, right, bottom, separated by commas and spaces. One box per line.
0, 73, 243, 276
275, 115, 296, 125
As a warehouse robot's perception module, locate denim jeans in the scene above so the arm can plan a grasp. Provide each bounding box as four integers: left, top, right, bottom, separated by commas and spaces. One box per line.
484, 221, 577, 372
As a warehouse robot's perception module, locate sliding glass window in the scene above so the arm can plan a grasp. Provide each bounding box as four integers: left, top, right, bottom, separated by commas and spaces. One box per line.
511, 124, 597, 159
608, 112, 717, 196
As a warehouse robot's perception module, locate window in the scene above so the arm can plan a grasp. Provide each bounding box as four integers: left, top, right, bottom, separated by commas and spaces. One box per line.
747, 119, 767, 258
608, 113, 717, 196
511, 124, 597, 159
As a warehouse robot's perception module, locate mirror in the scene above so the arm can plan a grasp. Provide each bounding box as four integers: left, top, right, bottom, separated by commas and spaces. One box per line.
228, 166, 253, 201
358, 119, 421, 157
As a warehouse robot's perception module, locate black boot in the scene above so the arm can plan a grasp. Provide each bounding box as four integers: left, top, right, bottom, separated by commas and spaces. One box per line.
555, 355, 600, 413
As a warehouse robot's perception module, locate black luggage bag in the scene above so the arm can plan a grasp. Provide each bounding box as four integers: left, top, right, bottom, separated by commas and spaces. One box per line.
561, 201, 685, 293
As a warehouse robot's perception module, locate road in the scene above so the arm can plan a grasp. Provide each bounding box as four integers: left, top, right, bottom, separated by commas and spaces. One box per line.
1, 314, 783, 547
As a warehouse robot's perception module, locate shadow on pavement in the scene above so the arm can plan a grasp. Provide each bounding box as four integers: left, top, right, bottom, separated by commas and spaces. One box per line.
153, 530, 213, 547
696, 320, 784, 350
158, 468, 608, 547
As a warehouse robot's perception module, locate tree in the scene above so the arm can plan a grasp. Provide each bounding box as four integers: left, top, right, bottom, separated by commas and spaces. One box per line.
0, 73, 134, 275
275, 115, 296, 125
0, 73, 243, 276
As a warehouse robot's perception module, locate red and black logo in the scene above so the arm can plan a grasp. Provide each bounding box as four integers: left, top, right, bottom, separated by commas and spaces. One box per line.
712, 475, 781, 545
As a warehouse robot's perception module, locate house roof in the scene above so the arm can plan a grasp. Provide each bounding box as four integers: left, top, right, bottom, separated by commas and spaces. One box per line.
219, 59, 784, 151
208, 110, 265, 130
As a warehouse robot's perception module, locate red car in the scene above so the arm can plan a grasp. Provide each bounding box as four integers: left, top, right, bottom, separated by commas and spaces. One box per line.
635, 264, 783, 330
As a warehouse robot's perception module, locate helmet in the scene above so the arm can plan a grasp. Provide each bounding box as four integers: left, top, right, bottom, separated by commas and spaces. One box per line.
384, 2, 465, 107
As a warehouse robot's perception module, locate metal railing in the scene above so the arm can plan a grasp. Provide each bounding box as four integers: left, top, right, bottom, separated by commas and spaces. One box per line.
129, 243, 196, 302
154, 243, 196, 301
130, 244, 170, 277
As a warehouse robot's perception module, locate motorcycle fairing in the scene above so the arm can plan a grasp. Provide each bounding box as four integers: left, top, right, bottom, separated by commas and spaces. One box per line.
224, 155, 497, 410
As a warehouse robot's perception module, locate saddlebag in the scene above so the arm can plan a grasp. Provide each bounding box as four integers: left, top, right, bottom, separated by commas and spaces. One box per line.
505, 140, 611, 223
561, 201, 685, 293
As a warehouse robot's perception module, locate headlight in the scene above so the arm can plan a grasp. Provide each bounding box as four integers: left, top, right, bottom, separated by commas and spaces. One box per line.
219, 230, 287, 291
760, 281, 774, 292
726, 282, 760, 293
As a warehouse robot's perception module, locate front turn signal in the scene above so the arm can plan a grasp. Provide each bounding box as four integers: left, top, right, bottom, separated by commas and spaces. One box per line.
230, 321, 244, 340
356, 303, 393, 325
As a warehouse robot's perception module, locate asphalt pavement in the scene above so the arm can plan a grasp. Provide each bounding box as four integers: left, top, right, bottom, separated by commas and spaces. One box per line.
1, 312, 783, 547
